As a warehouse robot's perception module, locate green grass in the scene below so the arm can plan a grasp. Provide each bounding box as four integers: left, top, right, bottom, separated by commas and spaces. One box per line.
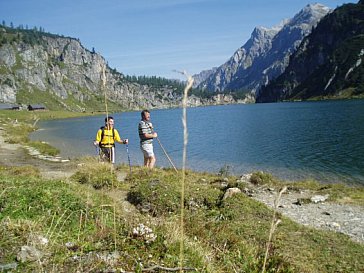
126, 168, 222, 216
27, 140, 60, 156
0, 165, 211, 272
70, 161, 119, 189
126, 167, 364, 273
0, 166, 128, 271
0, 164, 363, 272
14, 83, 125, 112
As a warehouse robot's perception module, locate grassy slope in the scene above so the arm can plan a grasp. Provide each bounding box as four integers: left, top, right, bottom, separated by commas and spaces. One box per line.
0, 165, 363, 272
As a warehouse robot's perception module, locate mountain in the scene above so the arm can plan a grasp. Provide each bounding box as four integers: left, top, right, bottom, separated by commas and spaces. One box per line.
256, 1, 364, 102
194, 3, 330, 96
195, 25, 281, 92
191, 67, 217, 88
0, 27, 238, 111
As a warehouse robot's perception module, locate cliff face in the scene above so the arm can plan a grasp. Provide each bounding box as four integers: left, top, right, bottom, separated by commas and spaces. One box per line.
194, 25, 279, 93
196, 25, 280, 93
194, 4, 330, 97
256, 1, 364, 102
0, 29, 239, 111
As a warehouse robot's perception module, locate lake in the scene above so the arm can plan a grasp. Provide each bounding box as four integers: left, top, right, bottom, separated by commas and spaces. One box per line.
30, 100, 364, 185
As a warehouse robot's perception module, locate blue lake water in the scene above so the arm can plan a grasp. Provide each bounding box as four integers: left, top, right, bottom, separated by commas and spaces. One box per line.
30, 100, 364, 185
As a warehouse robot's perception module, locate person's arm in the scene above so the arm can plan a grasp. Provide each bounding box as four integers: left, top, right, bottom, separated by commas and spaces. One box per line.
142, 122, 157, 139
114, 129, 129, 144
143, 131, 157, 139
93, 129, 102, 146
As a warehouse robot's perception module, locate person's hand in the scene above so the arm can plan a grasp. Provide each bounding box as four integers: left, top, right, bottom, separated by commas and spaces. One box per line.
123, 139, 129, 144
153, 132, 158, 138
93, 141, 99, 146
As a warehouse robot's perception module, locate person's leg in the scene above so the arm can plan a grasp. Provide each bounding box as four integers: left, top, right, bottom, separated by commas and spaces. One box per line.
144, 155, 148, 166
141, 144, 149, 167
149, 155, 156, 168
141, 143, 156, 168
110, 147, 115, 164
100, 147, 110, 162
146, 144, 155, 169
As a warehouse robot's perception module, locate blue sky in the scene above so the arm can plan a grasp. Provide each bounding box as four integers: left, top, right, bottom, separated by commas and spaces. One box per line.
0, 0, 357, 80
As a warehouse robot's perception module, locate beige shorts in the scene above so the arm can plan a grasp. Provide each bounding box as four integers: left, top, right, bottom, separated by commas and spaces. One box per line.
140, 143, 154, 158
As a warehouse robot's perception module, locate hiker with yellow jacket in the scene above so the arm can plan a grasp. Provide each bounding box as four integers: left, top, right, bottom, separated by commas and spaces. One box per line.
94, 116, 128, 163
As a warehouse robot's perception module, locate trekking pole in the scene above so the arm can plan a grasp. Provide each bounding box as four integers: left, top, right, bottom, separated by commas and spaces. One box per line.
156, 137, 178, 172
94, 143, 100, 161
125, 143, 132, 174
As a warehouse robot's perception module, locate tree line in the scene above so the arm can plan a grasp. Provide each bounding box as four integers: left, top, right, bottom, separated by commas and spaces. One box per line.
124, 75, 219, 99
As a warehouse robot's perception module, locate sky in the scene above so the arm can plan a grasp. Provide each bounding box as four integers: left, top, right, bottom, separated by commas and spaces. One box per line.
0, 0, 358, 80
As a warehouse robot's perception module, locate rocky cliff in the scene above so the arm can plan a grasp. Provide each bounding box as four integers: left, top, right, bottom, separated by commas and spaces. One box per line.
194, 4, 330, 98
256, 1, 364, 102
0, 28, 239, 111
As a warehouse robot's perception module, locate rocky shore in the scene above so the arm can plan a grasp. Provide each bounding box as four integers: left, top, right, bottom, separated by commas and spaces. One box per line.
1, 126, 363, 244
246, 183, 364, 244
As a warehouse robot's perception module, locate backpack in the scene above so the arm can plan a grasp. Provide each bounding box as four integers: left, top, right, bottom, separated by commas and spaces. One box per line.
100, 126, 115, 147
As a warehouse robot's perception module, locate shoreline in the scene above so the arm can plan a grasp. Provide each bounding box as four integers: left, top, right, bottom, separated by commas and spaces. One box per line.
28, 105, 364, 187
0, 124, 363, 244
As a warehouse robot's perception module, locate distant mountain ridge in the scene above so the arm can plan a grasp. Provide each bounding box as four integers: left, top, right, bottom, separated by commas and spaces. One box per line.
0, 28, 238, 111
256, 0, 364, 102
194, 3, 330, 96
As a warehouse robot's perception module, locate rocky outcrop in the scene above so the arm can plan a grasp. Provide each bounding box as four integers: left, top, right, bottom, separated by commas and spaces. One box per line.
194, 25, 280, 92
191, 67, 217, 88
0, 29, 239, 111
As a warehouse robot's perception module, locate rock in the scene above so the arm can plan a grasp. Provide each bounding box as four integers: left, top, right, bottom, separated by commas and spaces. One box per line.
221, 182, 229, 188
238, 173, 252, 183
327, 222, 341, 229
0, 263, 17, 270
65, 241, 79, 251
293, 198, 311, 206
30, 235, 48, 246
223, 187, 241, 200
311, 194, 329, 203
17, 245, 43, 262
98, 251, 120, 265
322, 211, 331, 216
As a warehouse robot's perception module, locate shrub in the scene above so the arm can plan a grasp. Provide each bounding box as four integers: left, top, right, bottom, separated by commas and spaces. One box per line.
71, 163, 118, 189
250, 171, 279, 186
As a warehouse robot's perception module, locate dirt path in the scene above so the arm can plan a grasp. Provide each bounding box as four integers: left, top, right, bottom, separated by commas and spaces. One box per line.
0, 128, 76, 179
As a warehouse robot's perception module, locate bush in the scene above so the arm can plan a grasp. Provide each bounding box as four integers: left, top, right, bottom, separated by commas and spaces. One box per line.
71, 163, 118, 189
127, 168, 222, 216
250, 171, 279, 186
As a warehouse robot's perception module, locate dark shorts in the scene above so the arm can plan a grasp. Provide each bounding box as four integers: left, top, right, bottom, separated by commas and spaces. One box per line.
99, 146, 115, 163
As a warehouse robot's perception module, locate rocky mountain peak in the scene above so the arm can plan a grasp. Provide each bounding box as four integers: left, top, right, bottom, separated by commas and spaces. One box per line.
256, 0, 364, 102
289, 3, 331, 27
194, 3, 330, 95
251, 26, 280, 39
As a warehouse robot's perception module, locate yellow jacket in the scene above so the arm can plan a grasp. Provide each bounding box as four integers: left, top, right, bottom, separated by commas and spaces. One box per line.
96, 127, 121, 147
